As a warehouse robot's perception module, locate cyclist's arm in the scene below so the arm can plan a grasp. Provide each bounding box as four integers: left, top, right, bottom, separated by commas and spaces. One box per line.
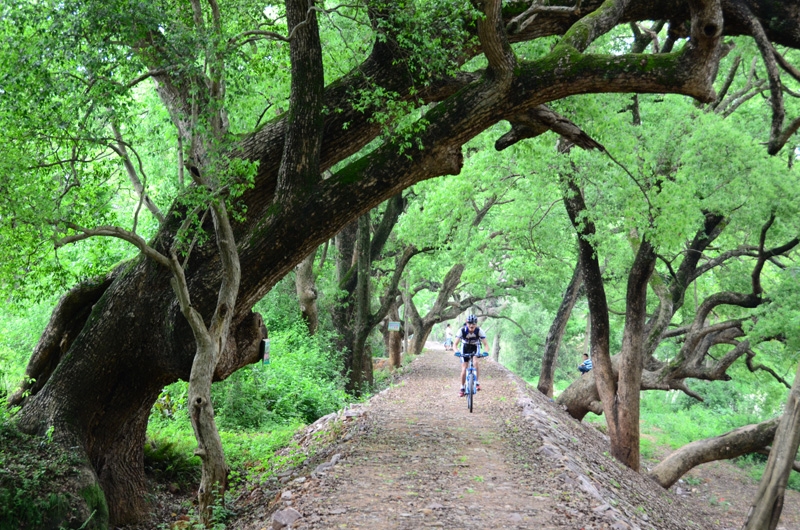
481, 339, 489, 354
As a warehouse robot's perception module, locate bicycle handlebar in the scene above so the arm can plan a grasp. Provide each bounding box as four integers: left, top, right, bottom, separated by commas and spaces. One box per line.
455, 352, 489, 357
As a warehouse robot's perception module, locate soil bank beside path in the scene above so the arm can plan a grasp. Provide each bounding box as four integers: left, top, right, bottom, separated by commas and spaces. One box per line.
234, 345, 796, 530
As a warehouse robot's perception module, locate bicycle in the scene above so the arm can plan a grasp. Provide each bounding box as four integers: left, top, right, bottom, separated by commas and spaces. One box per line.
456, 347, 488, 413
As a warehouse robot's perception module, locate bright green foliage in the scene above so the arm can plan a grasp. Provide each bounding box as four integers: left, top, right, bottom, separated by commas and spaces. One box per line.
0, 301, 54, 397
0, 0, 378, 305
143, 321, 347, 493
228, 322, 348, 426
373, 0, 480, 85
255, 274, 327, 334
148, 320, 347, 447
749, 267, 800, 351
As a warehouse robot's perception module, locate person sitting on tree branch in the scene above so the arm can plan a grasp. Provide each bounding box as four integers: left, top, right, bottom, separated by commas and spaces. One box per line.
578, 353, 593, 374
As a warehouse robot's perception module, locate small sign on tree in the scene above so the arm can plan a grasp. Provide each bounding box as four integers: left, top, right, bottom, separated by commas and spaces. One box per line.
387, 321, 401, 332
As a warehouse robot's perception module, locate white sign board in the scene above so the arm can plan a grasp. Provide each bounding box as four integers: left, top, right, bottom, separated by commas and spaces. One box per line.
387, 321, 401, 332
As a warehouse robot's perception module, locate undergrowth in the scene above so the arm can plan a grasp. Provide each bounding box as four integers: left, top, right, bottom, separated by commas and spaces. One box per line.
578, 379, 800, 492
0, 415, 106, 530
146, 320, 352, 493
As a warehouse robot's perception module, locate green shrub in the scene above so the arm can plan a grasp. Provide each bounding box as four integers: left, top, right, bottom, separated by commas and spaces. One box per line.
213, 322, 348, 428
146, 320, 350, 486
143, 437, 200, 491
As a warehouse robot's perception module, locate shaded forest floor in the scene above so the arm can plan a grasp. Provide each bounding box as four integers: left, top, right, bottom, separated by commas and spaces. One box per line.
209, 344, 800, 530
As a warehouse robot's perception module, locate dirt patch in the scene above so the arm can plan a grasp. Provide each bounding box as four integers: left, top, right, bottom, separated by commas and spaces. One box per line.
224, 344, 800, 530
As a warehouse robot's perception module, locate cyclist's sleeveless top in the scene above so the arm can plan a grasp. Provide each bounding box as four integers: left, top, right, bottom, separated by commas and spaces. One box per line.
459, 325, 485, 353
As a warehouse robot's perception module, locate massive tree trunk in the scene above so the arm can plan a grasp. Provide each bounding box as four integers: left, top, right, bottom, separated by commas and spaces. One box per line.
562, 175, 615, 438
538, 255, 583, 398
12, 0, 756, 523
611, 239, 657, 471
743, 362, 800, 530
349, 214, 374, 393
333, 220, 361, 390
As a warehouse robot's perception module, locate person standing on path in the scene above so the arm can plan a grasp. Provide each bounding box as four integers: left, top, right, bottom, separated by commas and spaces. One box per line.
444, 323, 454, 351
453, 315, 489, 397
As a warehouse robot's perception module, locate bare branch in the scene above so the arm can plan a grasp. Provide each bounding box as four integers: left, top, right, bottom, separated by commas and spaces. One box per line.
752, 214, 800, 296
711, 54, 742, 110
774, 48, 800, 83
54, 222, 171, 269
752, 212, 777, 295
496, 105, 605, 152
109, 122, 166, 224
231, 4, 364, 47
507, 1, 583, 35
729, 2, 798, 154
690, 246, 759, 283
125, 69, 170, 90
490, 314, 532, 338
662, 325, 690, 339
756, 448, 800, 473
746, 349, 793, 389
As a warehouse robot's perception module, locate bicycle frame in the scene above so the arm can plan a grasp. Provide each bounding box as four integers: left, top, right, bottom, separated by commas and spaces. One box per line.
458, 345, 484, 413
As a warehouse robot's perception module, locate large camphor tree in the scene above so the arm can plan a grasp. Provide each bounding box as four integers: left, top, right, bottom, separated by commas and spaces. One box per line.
2, 0, 800, 525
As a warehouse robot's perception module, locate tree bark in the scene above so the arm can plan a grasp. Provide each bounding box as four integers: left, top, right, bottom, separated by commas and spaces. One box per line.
333, 198, 413, 391
538, 255, 583, 398
742, 362, 800, 530
562, 176, 615, 438
275, 0, 325, 202
612, 239, 656, 471
349, 213, 373, 394
295, 252, 319, 335
385, 300, 403, 369
179, 200, 239, 523
491, 332, 501, 363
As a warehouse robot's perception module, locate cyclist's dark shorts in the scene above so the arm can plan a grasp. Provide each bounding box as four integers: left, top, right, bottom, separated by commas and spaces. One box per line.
461, 344, 479, 362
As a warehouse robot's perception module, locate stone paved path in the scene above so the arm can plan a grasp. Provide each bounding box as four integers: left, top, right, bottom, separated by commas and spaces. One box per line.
244, 345, 767, 530
288, 346, 561, 529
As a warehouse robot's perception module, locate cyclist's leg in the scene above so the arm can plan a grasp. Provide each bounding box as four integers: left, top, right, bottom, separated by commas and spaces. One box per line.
460, 359, 468, 386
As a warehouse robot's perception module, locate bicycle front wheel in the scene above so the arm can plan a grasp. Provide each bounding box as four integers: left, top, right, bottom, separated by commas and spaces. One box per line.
466, 373, 474, 413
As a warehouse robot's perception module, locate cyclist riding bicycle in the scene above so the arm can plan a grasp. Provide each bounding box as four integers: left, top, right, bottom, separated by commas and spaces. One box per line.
454, 315, 489, 397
